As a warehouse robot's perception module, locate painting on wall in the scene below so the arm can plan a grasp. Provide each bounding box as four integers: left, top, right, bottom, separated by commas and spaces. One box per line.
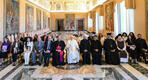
6, 0, 19, 35
104, 2, 114, 31
36, 9, 41, 30
65, 14, 75, 30
43, 12, 47, 28
26, 4, 34, 32
56, 19, 64, 31
76, 19, 84, 31
146, 0, 148, 40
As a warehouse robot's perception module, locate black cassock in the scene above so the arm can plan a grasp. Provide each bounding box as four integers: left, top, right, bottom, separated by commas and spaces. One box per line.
136, 38, 148, 62
80, 39, 91, 64
88, 37, 93, 45
91, 40, 102, 65
52, 40, 66, 66
104, 38, 120, 65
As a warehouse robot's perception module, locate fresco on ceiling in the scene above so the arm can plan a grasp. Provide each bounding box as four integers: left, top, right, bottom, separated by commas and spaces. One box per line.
27, 0, 93, 11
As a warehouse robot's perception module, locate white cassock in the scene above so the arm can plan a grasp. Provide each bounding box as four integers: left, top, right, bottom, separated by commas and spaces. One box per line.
66, 39, 80, 64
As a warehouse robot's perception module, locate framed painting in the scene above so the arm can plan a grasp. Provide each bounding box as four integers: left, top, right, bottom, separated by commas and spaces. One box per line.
104, 2, 114, 31
43, 12, 47, 28
6, 0, 19, 35
65, 14, 75, 30
36, 9, 41, 30
76, 18, 85, 31
26, 4, 34, 32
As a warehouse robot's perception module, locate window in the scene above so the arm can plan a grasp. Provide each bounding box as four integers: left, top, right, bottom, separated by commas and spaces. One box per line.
88, 16, 93, 28
99, 16, 104, 30
114, 0, 134, 35
127, 9, 134, 33
96, 12, 99, 33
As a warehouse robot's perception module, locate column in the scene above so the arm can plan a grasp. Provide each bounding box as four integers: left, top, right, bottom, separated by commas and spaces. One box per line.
0, 0, 4, 41
34, 7, 37, 30
19, 0, 26, 33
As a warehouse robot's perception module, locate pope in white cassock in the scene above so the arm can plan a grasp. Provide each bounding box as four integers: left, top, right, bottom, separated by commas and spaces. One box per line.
66, 35, 80, 64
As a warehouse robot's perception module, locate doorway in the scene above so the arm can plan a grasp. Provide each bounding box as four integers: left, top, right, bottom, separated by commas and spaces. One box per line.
56, 19, 64, 31
76, 19, 84, 31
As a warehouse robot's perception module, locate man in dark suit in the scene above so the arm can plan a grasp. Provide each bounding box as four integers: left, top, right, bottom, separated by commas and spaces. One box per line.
44, 35, 53, 67
136, 34, 148, 63
41, 32, 48, 43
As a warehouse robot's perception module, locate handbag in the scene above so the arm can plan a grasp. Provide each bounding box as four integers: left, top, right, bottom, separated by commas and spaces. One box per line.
120, 51, 127, 58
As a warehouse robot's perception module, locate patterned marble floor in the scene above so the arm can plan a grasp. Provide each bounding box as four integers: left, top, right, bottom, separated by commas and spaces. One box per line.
0, 63, 148, 80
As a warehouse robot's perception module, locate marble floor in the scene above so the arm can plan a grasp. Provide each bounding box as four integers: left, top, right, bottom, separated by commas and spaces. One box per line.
0, 62, 148, 80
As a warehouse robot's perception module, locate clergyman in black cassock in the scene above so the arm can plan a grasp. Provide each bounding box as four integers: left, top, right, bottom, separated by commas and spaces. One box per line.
91, 35, 102, 65
104, 33, 120, 65
52, 35, 66, 66
136, 34, 148, 63
80, 35, 91, 65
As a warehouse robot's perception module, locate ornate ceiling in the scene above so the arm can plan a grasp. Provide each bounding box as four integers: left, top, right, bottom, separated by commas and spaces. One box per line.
27, 0, 108, 12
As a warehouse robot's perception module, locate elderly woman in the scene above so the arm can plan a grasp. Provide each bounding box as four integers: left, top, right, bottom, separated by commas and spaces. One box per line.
116, 35, 128, 63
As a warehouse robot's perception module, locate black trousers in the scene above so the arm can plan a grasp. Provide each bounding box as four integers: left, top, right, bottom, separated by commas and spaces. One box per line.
82, 52, 90, 65
92, 52, 102, 65
0, 52, 8, 58
128, 49, 137, 59
12, 53, 18, 62
137, 51, 147, 62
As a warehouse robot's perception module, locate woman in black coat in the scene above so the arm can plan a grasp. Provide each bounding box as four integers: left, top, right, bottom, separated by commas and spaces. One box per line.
11, 38, 21, 66
126, 32, 137, 63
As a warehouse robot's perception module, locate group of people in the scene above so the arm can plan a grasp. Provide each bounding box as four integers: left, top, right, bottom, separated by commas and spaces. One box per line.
0, 30, 148, 67
0, 29, 50, 66
104, 32, 148, 64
